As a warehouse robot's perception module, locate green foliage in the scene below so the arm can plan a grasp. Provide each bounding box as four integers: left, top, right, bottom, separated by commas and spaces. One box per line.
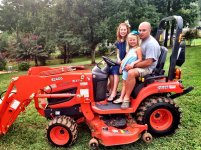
148, 0, 200, 27
0, 0, 200, 65
0, 57, 6, 71
18, 61, 30, 71
177, 2, 200, 27
183, 29, 200, 46
0, 32, 9, 51
97, 44, 108, 56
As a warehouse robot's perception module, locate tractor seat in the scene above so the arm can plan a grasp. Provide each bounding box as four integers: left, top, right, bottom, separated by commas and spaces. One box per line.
131, 46, 168, 98
152, 46, 168, 76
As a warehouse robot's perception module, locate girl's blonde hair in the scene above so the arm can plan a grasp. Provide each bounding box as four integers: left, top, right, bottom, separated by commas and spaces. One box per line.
126, 33, 140, 52
116, 23, 131, 42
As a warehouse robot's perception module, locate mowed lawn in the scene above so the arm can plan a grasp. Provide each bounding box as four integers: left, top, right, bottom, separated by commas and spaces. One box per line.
0, 45, 201, 150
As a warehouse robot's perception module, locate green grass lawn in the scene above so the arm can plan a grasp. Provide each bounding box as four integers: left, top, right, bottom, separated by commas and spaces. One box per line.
0, 46, 201, 150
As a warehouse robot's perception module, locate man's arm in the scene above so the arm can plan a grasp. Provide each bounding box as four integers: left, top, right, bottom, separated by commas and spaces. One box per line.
125, 58, 153, 70
134, 58, 154, 68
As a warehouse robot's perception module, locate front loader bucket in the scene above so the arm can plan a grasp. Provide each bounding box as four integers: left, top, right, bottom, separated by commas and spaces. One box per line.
0, 92, 31, 135
0, 77, 32, 135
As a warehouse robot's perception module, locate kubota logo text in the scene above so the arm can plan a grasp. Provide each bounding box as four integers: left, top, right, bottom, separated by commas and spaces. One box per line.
51, 77, 63, 82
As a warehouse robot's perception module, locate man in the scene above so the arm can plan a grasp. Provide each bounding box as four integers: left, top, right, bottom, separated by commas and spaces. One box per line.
121, 22, 161, 109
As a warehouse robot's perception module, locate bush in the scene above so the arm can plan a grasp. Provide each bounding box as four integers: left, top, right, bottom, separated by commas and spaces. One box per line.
18, 62, 30, 71
183, 29, 199, 46
0, 57, 6, 71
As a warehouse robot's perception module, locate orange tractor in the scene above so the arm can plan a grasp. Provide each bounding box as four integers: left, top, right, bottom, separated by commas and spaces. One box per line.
0, 16, 193, 149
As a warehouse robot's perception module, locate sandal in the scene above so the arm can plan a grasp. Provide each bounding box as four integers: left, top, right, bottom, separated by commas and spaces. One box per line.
113, 98, 123, 104
107, 95, 117, 102
121, 100, 130, 109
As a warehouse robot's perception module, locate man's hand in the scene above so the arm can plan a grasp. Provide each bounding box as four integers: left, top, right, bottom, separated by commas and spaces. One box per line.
125, 64, 133, 71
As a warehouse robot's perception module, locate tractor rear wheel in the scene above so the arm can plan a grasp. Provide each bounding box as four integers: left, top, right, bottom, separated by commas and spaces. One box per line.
47, 116, 78, 147
136, 96, 181, 136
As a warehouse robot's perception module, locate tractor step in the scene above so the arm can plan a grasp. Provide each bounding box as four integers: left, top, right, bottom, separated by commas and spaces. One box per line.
96, 102, 121, 110
92, 102, 134, 114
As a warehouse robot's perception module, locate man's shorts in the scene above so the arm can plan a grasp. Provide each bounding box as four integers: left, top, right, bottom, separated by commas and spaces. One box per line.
135, 68, 152, 77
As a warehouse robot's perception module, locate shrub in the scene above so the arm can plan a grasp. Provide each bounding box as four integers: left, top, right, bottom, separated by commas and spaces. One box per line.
183, 29, 199, 46
0, 57, 6, 71
18, 62, 30, 71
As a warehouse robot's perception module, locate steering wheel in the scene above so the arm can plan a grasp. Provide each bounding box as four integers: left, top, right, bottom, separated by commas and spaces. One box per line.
102, 56, 120, 66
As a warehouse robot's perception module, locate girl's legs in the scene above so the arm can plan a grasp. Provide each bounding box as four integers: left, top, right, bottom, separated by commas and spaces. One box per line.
113, 80, 125, 103
123, 69, 139, 100
120, 70, 131, 109
108, 75, 119, 101
108, 75, 114, 94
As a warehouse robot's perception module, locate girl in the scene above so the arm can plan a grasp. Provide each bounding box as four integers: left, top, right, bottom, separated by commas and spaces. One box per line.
113, 31, 142, 109
108, 21, 131, 101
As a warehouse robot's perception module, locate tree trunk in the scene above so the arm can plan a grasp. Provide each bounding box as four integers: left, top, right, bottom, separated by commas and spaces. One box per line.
90, 43, 97, 64
167, 0, 171, 16
63, 43, 67, 64
34, 56, 38, 66
67, 43, 70, 63
91, 49, 96, 64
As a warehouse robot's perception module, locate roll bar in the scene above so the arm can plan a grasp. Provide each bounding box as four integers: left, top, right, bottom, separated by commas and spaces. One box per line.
155, 16, 184, 81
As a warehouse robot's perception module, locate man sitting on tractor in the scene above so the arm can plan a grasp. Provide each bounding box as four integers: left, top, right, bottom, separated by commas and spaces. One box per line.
122, 22, 161, 109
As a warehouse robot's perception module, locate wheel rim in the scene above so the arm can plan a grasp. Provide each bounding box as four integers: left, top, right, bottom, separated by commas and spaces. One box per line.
150, 108, 173, 131
50, 126, 70, 145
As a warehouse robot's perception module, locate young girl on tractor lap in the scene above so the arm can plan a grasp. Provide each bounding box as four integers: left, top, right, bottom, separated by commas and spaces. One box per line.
113, 31, 142, 109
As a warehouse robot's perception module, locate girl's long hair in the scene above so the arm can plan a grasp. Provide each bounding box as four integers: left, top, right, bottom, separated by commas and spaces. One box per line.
126, 33, 140, 52
116, 23, 131, 42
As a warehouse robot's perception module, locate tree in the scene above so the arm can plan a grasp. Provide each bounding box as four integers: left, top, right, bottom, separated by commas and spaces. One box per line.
0, 0, 55, 65
148, 0, 199, 27
69, 0, 109, 64
177, 2, 200, 27
0, 32, 9, 52
51, 0, 83, 64
101, 0, 160, 42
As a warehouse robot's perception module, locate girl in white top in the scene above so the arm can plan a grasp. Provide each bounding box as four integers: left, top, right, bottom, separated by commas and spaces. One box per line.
113, 31, 142, 109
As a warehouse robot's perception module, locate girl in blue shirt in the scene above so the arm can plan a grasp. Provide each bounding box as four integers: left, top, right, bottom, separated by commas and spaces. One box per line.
108, 21, 131, 101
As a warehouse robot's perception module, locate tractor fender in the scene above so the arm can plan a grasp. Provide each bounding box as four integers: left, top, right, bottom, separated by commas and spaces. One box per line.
131, 81, 183, 112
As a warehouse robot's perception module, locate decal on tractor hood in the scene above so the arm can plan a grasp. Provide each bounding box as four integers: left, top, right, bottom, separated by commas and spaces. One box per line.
158, 85, 176, 90
10, 99, 20, 110
80, 82, 88, 86
80, 89, 89, 97
51, 77, 63, 82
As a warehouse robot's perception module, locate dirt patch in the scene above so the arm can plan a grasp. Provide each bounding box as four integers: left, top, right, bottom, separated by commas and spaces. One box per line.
0, 71, 8, 74
0, 71, 17, 74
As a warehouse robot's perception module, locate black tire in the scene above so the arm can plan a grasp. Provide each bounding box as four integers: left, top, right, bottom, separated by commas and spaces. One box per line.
136, 96, 181, 136
47, 116, 78, 147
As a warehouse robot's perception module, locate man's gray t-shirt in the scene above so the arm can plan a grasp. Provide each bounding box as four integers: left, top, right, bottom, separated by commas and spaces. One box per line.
141, 35, 161, 72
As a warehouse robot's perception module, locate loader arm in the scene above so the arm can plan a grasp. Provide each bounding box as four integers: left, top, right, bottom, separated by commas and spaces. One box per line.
0, 76, 49, 134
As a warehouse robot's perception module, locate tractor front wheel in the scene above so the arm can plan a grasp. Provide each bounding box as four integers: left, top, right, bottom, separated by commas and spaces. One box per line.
136, 96, 181, 136
47, 116, 78, 147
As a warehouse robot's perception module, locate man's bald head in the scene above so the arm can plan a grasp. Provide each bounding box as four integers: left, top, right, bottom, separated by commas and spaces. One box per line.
138, 22, 152, 40
139, 22, 151, 30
